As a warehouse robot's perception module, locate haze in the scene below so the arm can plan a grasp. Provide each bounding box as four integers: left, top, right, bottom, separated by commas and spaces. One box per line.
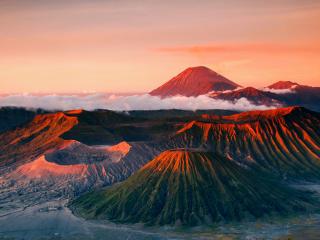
1, 0, 320, 93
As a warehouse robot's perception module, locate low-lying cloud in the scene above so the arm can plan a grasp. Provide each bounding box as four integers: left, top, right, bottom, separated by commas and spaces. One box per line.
0, 93, 278, 111
262, 86, 297, 94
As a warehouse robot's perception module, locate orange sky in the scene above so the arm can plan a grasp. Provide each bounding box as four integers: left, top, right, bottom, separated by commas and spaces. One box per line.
0, 0, 320, 93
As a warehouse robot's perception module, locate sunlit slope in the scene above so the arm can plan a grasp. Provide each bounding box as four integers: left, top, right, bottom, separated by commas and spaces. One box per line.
171, 107, 320, 179
72, 150, 315, 226
0, 112, 78, 169
150, 66, 240, 97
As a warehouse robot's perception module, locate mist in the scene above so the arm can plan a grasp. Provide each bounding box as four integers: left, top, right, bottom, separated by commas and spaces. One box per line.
0, 93, 278, 111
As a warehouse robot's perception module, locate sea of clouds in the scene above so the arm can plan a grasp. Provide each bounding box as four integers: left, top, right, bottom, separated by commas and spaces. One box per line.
0, 93, 278, 111
261, 85, 297, 94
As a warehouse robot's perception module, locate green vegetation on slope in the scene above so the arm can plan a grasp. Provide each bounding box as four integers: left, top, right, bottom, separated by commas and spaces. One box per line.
71, 150, 316, 226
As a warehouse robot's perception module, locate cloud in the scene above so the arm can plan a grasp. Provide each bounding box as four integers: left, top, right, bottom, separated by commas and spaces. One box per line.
208, 87, 244, 96
0, 93, 278, 112
155, 43, 320, 55
262, 85, 298, 94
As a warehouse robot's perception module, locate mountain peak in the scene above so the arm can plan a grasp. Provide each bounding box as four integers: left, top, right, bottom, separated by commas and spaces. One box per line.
241, 86, 260, 92
226, 87, 264, 96
268, 81, 300, 89
72, 149, 315, 225
210, 87, 282, 106
150, 66, 240, 97
65, 109, 84, 116
185, 65, 217, 73
142, 149, 203, 173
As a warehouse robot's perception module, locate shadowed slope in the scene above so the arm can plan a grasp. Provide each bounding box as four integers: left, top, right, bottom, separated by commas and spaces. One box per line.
71, 150, 315, 226
0, 107, 47, 133
172, 107, 320, 179
266, 82, 320, 111
62, 108, 189, 145
0, 112, 78, 170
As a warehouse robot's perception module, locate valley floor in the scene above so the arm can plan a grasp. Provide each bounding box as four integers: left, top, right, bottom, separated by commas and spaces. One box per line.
0, 184, 320, 240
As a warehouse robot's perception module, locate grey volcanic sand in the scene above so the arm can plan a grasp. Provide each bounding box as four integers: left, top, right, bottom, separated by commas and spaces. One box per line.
0, 184, 320, 240
0, 200, 167, 240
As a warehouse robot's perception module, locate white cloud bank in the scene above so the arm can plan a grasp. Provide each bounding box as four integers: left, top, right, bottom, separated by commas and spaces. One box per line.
261, 85, 298, 94
0, 93, 278, 111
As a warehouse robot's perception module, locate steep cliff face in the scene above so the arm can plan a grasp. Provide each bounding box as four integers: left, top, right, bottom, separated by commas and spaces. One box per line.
171, 107, 320, 179
0, 112, 78, 170
3, 140, 160, 199
71, 150, 315, 226
0, 110, 162, 199
150, 66, 240, 97
0, 107, 47, 133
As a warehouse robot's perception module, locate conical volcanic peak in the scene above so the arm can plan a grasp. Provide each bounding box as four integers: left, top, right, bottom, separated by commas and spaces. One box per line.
71, 149, 315, 226
267, 81, 300, 89
140, 149, 212, 174
150, 66, 240, 97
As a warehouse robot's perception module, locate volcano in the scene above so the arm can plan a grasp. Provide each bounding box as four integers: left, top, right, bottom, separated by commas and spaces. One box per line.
263, 81, 320, 111
267, 81, 299, 90
149, 66, 240, 97
71, 150, 314, 226
210, 87, 282, 106
171, 107, 320, 179
0, 112, 78, 169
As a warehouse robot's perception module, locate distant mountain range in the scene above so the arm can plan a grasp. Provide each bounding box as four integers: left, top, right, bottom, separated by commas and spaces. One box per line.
150, 66, 320, 111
